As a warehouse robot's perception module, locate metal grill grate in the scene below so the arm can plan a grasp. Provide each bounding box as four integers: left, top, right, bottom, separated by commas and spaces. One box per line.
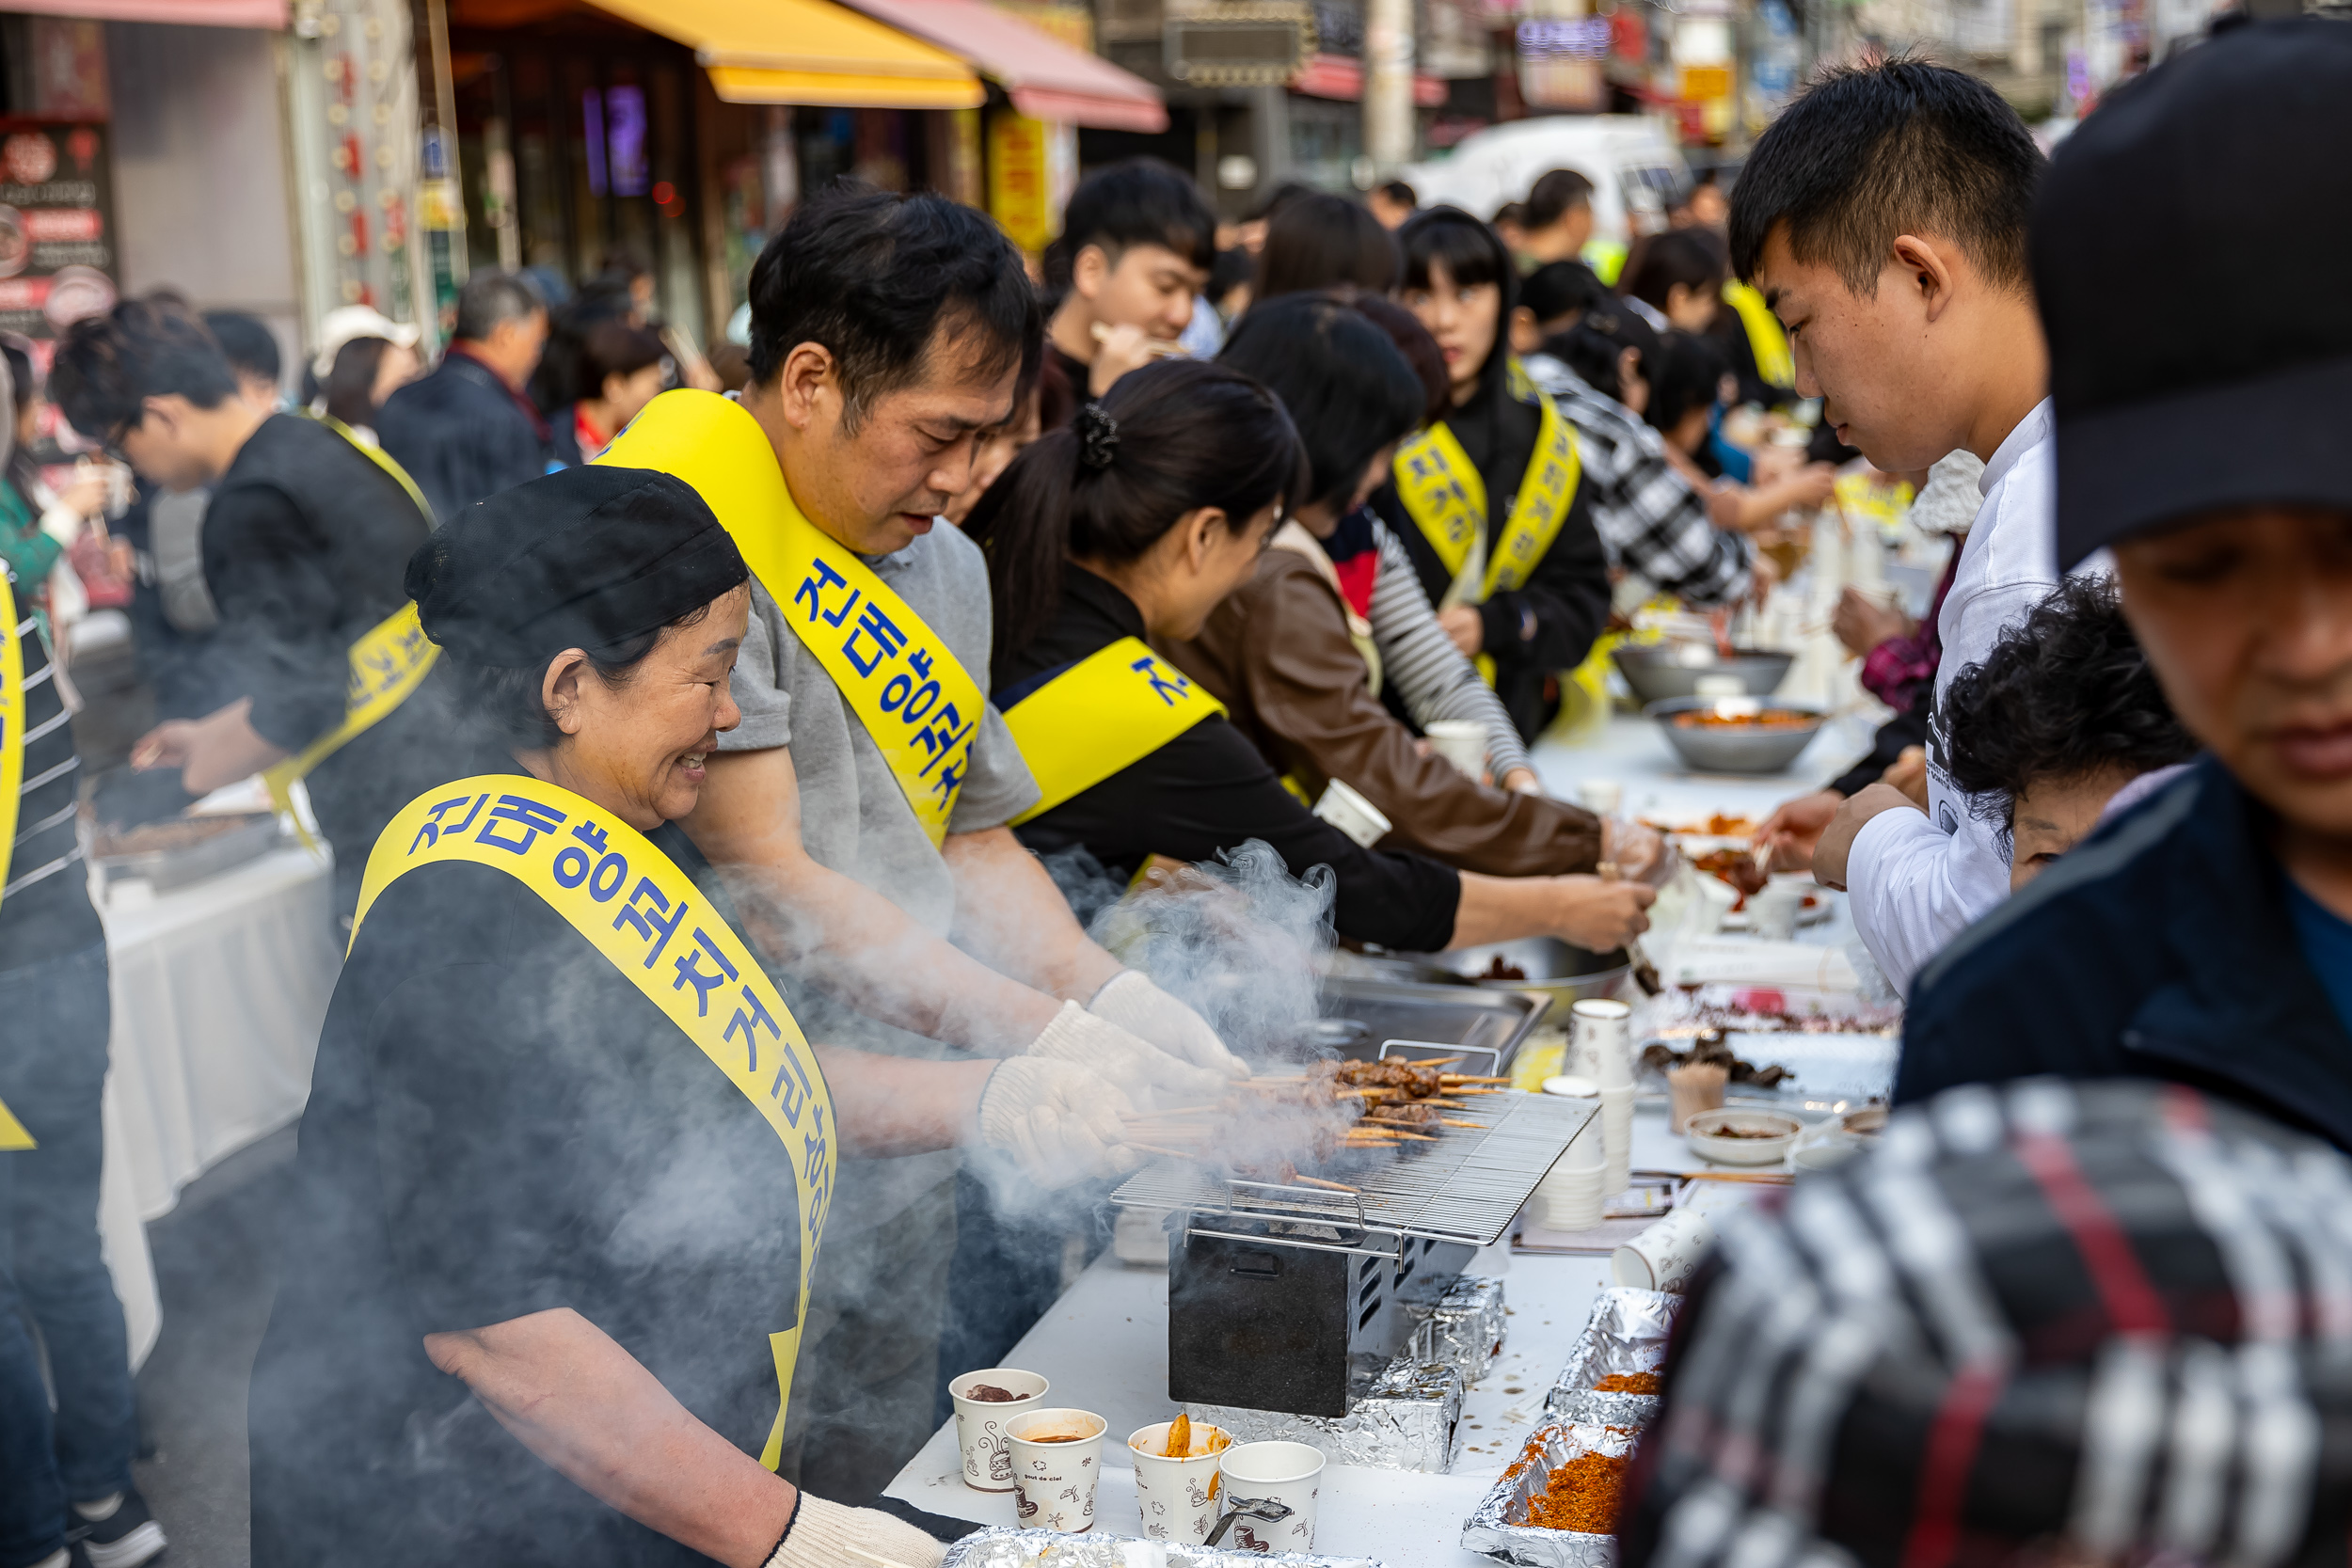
1110, 1086, 1597, 1249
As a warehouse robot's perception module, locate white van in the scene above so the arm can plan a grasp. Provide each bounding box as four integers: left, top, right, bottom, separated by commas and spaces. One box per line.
1400, 115, 1692, 246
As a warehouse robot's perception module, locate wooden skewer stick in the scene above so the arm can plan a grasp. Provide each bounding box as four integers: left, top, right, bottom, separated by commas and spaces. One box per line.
1362, 1127, 1438, 1141
1440, 1074, 1512, 1084
1406, 1055, 1460, 1067
1439, 1118, 1486, 1130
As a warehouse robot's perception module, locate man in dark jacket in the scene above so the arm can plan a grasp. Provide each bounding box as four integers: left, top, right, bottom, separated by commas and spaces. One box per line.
1899, 20, 2352, 1150
376, 268, 550, 519
52, 296, 453, 921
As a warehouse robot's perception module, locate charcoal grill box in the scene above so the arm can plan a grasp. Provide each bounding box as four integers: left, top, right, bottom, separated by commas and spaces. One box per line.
1117, 1085, 1594, 1423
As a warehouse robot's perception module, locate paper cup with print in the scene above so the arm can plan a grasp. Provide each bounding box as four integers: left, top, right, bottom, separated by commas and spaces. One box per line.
1612, 1206, 1716, 1292
1129, 1419, 1232, 1544
1007, 1407, 1107, 1531
1425, 720, 1487, 781
1311, 778, 1392, 848
948, 1368, 1048, 1491
1216, 1440, 1326, 1553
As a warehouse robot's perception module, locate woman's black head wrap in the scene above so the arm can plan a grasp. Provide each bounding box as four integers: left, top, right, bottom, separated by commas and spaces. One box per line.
405, 465, 750, 667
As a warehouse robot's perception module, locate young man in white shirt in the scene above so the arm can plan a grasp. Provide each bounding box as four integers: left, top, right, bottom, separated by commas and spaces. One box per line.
1734, 58, 2084, 995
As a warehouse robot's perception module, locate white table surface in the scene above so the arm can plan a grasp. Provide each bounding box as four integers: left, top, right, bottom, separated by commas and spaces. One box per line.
94, 838, 343, 1366
886, 709, 1874, 1560
885, 1109, 1764, 1564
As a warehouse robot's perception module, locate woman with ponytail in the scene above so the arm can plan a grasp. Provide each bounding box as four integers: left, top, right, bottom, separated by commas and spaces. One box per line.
967, 357, 1653, 956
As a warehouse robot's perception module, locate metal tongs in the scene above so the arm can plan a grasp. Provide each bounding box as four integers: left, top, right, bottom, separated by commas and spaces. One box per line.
1203, 1497, 1296, 1547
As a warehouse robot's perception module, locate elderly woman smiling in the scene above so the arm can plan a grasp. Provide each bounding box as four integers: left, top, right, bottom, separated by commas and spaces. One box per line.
245, 465, 1130, 1568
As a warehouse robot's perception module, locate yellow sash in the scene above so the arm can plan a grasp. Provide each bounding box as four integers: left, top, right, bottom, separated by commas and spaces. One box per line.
260, 602, 440, 840
351, 772, 833, 1467
259, 417, 439, 840
598, 392, 986, 847
1004, 636, 1226, 823
310, 409, 437, 522
0, 569, 27, 1150
1391, 361, 1581, 682
1721, 279, 1794, 391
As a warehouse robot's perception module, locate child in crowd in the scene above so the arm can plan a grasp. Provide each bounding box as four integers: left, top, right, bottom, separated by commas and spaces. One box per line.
1932, 577, 2200, 893
1043, 159, 1216, 406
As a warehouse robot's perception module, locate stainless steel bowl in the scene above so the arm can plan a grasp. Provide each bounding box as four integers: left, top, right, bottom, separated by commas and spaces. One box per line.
1612, 643, 1793, 705
1409, 937, 1629, 1026
1647, 695, 1826, 775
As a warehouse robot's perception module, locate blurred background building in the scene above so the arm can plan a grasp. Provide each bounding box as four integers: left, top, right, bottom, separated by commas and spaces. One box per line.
0, 0, 2240, 374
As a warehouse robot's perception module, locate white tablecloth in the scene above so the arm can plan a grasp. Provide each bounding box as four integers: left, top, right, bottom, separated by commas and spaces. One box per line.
95, 842, 342, 1365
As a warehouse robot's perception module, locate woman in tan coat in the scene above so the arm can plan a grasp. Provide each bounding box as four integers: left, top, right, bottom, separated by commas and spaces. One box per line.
1170, 292, 1641, 878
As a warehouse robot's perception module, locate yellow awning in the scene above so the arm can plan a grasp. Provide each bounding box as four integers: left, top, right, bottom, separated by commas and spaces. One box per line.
585, 0, 985, 111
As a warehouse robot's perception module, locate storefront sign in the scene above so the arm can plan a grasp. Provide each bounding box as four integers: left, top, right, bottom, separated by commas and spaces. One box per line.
987, 109, 1073, 255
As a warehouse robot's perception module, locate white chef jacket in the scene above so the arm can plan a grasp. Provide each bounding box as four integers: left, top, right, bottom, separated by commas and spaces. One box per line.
1843, 399, 2110, 995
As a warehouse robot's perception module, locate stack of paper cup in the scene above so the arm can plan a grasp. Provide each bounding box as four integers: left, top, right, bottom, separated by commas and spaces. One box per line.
1571, 999, 1636, 1196
1530, 1114, 1606, 1231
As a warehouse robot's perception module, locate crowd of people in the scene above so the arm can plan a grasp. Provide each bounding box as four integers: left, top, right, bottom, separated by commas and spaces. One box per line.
7, 14, 2352, 1568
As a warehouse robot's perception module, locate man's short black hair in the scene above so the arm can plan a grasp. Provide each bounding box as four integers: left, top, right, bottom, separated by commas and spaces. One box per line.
1057, 158, 1216, 278
1643, 329, 1728, 436
453, 268, 547, 343
1727, 55, 2044, 295
746, 181, 1039, 427
1376, 178, 1416, 208
1621, 230, 1729, 315
203, 310, 280, 387
1526, 167, 1596, 229
1934, 576, 2199, 842
1522, 260, 1613, 327
51, 294, 239, 441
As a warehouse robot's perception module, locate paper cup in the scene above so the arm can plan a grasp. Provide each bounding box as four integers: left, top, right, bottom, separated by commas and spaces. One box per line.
1750, 879, 1807, 941
1666, 1061, 1729, 1134
1574, 778, 1623, 816
949, 1368, 1050, 1491
1569, 999, 1632, 1087
1129, 1420, 1232, 1544
1008, 1407, 1108, 1530
1612, 1206, 1715, 1292
1425, 720, 1487, 781
1216, 1440, 1326, 1552
1312, 778, 1392, 848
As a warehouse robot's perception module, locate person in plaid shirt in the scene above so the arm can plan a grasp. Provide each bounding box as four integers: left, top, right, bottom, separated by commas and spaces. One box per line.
1524, 305, 1757, 609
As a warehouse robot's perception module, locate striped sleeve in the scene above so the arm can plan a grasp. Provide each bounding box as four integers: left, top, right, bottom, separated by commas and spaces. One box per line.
1366, 519, 1535, 782
6, 605, 83, 900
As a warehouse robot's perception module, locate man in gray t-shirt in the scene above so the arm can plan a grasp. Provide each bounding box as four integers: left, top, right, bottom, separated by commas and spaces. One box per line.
675, 187, 1245, 1503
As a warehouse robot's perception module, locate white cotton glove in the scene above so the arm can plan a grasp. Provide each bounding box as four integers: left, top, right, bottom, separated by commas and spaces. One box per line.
1026, 999, 1231, 1108
1088, 970, 1250, 1082
976, 1054, 1140, 1189
767, 1494, 946, 1568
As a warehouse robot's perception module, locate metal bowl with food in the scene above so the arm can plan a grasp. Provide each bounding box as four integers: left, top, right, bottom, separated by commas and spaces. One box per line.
1410, 937, 1629, 1026
1646, 696, 1826, 775
1612, 642, 1794, 705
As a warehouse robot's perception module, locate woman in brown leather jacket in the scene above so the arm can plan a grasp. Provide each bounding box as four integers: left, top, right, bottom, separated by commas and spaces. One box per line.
1168, 293, 1647, 879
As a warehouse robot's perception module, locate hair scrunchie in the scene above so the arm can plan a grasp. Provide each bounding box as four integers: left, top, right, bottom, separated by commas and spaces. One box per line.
1076, 403, 1119, 472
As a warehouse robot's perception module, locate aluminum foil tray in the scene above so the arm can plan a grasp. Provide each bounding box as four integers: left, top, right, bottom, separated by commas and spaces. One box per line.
1460, 1421, 1635, 1568
1185, 1357, 1464, 1473
943, 1526, 1383, 1568
1543, 1288, 1680, 1427
1406, 1275, 1506, 1383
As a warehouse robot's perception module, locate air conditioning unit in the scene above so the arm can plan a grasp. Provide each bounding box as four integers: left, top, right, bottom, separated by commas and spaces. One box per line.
1163, 1, 1318, 86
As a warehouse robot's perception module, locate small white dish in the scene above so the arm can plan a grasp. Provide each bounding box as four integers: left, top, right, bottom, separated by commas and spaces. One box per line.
1683, 1107, 1804, 1165
1542, 1074, 1599, 1098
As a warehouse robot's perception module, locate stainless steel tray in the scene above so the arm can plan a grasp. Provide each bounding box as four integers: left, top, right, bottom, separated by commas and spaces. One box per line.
1303, 974, 1544, 1073
1543, 1289, 1681, 1427
1112, 1088, 1597, 1251
943, 1525, 1382, 1568
1461, 1421, 1635, 1568
95, 813, 282, 892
